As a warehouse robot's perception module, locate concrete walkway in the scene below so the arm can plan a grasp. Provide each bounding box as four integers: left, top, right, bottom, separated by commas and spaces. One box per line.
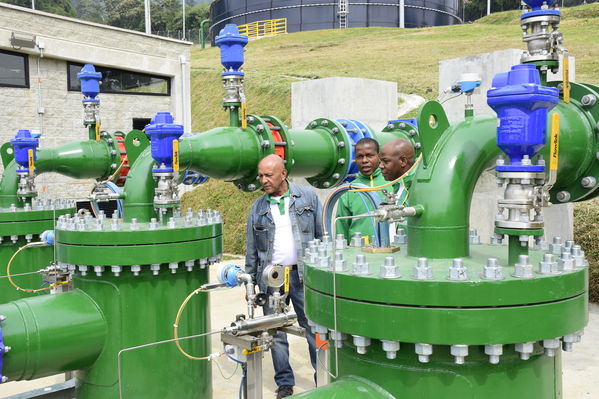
2, 258, 598, 398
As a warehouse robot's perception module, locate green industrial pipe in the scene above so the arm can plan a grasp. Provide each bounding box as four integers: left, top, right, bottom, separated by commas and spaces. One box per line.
0, 160, 23, 208
0, 290, 106, 381
408, 98, 598, 259
286, 128, 343, 179
294, 377, 395, 399
121, 148, 156, 222
199, 19, 210, 49
35, 139, 114, 179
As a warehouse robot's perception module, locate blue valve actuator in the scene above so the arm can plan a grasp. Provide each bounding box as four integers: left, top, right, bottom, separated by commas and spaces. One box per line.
10, 129, 39, 171
215, 24, 248, 73
41, 230, 55, 246
145, 112, 184, 173
77, 64, 102, 102
487, 64, 559, 172
217, 264, 245, 288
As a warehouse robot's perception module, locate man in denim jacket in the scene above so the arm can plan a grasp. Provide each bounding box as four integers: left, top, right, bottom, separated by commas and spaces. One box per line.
246, 154, 323, 398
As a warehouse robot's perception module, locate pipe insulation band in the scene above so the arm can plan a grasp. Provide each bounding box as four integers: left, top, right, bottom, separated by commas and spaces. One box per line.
0, 290, 106, 381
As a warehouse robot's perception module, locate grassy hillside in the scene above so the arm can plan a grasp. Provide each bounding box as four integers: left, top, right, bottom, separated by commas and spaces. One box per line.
181, 4, 599, 299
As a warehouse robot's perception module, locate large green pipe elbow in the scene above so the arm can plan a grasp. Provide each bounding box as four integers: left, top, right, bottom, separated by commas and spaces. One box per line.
0, 290, 106, 381
0, 160, 22, 207
407, 116, 501, 259
292, 377, 396, 399
36, 139, 113, 179
122, 148, 156, 222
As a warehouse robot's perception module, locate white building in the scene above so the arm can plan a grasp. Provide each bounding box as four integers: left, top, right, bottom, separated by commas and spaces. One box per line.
0, 3, 192, 199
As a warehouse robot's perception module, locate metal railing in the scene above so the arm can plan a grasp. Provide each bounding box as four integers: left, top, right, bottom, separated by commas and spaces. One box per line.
238, 18, 287, 39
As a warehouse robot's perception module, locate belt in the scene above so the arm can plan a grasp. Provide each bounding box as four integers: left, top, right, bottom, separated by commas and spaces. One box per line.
282, 264, 297, 270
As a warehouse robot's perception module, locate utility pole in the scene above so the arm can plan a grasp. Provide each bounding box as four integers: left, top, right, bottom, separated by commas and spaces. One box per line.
182, 0, 186, 40
31, 0, 35, 10
145, 0, 151, 34
487, 0, 491, 15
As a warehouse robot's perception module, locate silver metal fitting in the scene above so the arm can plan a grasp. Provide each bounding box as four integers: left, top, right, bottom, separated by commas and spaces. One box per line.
562, 331, 582, 352
450, 344, 468, 365
558, 252, 575, 271
352, 254, 369, 276
556, 191, 570, 202
379, 256, 400, 279
150, 264, 161, 276
543, 338, 561, 357
111, 266, 122, 276
169, 262, 179, 274
329, 330, 347, 348
490, 233, 504, 245
468, 229, 480, 244
352, 335, 371, 354
550, 236, 563, 255
482, 258, 504, 280
539, 253, 559, 275
381, 340, 400, 359
581, 94, 597, 107
448, 258, 468, 281
335, 234, 346, 250
131, 265, 141, 276
314, 324, 328, 341
332, 251, 347, 272
514, 255, 534, 278
533, 235, 548, 251
412, 257, 433, 280
515, 342, 535, 360
94, 265, 105, 277
78, 265, 88, 276
415, 343, 433, 363
484, 344, 503, 364
572, 245, 586, 267
581, 176, 597, 188
350, 232, 363, 247
393, 228, 408, 245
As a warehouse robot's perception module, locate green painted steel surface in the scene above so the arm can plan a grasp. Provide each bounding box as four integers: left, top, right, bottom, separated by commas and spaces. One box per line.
74, 270, 211, 399
121, 148, 156, 222
293, 377, 395, 399
0, 290, 106, 380
407, 116, 500, 259
304, 246, 587, 308
0, 208, 74, 304
0, 161, 22, 208
299, 343, 563, 399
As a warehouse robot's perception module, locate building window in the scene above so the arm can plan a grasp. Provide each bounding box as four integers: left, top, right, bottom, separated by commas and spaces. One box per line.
67, 62, 170, 96
132, 117, 152, 131
0, 50, 29, 88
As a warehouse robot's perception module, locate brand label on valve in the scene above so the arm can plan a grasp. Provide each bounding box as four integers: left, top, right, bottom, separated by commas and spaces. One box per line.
241, 103, 248, 130
28, 149, 34, 173
95, 122, 101, 142
550, 113, 560, 171
173, 139, 180, 172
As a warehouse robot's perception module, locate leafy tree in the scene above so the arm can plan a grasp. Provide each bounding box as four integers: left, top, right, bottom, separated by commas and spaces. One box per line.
1, 0, 77, 17
72, 0, 106, 23
104, 0, 144, 31
464, 0, 522, 21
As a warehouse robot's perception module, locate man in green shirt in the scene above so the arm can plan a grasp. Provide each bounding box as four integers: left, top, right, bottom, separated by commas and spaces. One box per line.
335, 138, 387, 243
379, 138, 416, 204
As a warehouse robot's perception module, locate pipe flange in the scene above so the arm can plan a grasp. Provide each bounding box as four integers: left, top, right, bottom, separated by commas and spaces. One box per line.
233, 115, 275, 192
305, 118, 351, 189
381, 121, 423, 158
261, 115, 294, 176
495, 220, 544, 230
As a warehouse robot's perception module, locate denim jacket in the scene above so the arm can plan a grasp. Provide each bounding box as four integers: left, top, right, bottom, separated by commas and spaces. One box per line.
245, 182, 323, 292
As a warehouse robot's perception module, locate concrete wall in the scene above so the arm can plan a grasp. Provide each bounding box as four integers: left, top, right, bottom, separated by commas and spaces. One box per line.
439, 50, 575, 243
291, 77, 398, 204
0, 3, 192, 201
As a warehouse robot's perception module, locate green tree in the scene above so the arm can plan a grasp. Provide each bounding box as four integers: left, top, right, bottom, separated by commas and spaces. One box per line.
72, 0, 106, 23
104, 0, 144, 31
1, 0, 76, 17
464, 0, 521, 22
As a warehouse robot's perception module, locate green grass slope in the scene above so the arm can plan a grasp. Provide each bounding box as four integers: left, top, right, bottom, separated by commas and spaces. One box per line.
182, 4, 599, 300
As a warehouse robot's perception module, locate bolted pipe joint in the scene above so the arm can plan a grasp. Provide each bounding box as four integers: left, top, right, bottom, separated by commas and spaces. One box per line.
379, 256, 400, 279
448, 258, 468, 281
514, 255, 534, 278
412, 258, 433, 280
352, 335, 371, 355
543, 338, 561, 357
381, 340, 400, 360
415, 343, 433, 363
515, 342, 535, 360
485, 344, 503, 364
450, 344, 469, 365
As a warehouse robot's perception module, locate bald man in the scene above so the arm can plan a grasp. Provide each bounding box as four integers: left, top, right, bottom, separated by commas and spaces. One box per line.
379, 138, 415, 183
245, 154, 322, 398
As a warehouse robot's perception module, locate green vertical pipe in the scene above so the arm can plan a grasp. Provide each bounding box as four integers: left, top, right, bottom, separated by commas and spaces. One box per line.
407, 117, 501, 259
229, 107, 240, 127
122, 148, 156, 222
508, 235, 529, 266
73, 268, 210, 399
200, 19, 210, 49
0, 290, 106, 381
0, 160, 23, 208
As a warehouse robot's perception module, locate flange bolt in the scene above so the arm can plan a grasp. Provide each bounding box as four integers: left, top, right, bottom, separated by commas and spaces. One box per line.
543, 338, 561, 357
485, 344, 503, 364
450, 345, 468, 365
393, 228, 408, 244
332, 251, 347, 272
448, 258, 468, 281
413, 257, 433, 280
515, 342, 534, 360
352, 335, 371, 354
558, 252, 575, 272
317, 246, 331, 269
330, 330, 347, 348
381, 340, 400, 359
352, 254, 369, 276
415, 343, 433, 363
335, 234, 346, 250
581, 94, 597, 107
350, 232, 363, 247
572, 245, 586, 267
556, 191, 570, 202
581, 176, 596, 188
539, 253, 559, 275
550, 236, 563, 255
514, 255, 534, 278
380, 256, 400, 279
483, 258, 504, 280
562, 332, 582, 352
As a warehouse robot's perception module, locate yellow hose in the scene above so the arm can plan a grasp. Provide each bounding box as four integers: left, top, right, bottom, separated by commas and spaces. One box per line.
7, 243, 67, 293
173, 287, 213, 361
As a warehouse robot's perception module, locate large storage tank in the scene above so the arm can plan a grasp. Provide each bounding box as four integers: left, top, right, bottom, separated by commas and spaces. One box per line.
210, 0, 463, 40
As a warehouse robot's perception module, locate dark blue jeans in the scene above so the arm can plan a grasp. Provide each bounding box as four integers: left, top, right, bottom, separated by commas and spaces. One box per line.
262, 268, 317, 387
